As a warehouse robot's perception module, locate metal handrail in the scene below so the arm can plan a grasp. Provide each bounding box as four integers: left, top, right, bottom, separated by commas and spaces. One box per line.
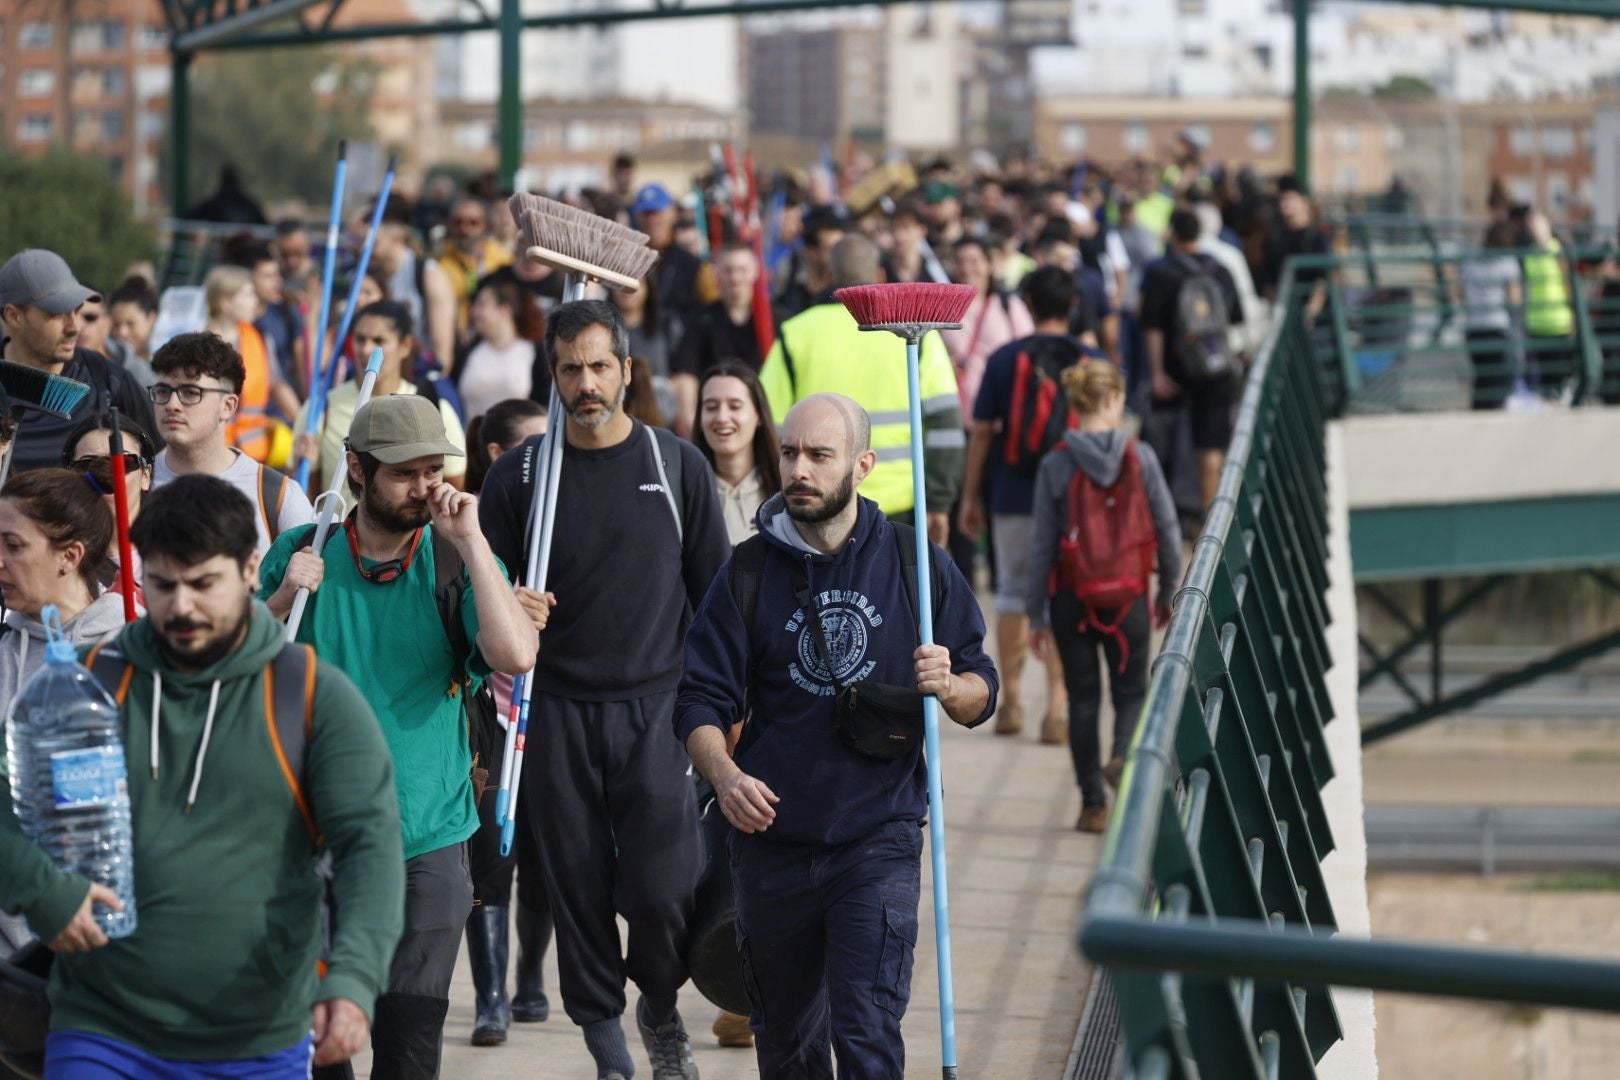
1078, 255, 1620, 1078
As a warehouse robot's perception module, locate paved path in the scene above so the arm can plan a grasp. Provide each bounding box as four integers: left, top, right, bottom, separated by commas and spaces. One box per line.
351, 639, 1102, 1079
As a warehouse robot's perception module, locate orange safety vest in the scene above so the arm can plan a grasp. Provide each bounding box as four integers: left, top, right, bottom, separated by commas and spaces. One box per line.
227, 322, 273, 463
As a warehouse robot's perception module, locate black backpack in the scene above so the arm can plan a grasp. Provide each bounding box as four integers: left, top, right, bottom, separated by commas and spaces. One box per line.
1002, 336, 1082, 476
1170, 253, 1233, 384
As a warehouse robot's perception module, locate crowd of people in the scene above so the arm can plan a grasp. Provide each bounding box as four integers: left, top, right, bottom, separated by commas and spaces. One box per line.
0, 142, 1348, 1080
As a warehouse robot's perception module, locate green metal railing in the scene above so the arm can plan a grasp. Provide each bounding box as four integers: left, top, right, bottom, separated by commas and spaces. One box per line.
1079, 259, 1620, 1078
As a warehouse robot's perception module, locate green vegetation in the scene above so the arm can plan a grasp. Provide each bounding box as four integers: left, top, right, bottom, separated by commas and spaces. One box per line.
1520, 872, 1620, 892
0, 150, 156, 291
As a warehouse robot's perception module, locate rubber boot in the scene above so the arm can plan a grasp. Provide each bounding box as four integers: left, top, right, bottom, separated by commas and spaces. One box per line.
369, 992, 450, 1080
466, 905, 511, 1046
511, 903, 553, 1023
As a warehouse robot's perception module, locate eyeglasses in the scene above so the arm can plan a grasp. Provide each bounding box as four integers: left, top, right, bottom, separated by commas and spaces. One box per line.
149, 383, 233, 406
344, 514, 423, 584
72, 452, 145, 476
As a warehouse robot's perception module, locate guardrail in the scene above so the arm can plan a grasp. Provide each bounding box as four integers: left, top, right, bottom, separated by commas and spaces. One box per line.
1078, 259, 1620, 1078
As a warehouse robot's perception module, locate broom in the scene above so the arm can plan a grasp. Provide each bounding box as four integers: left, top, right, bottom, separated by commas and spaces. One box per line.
296, 154, 398, 494
284, 348, 386, 642
836, 281, 977, 1080
0, 362, 93, 492
295, 141, 350, 494
493, 195, 660, 857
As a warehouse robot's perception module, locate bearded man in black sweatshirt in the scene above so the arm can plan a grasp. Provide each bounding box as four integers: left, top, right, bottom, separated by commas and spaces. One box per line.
478, 300, 730, 1080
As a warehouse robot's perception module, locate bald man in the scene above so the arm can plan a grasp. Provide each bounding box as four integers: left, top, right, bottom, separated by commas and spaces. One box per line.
675, 394, 1000, 1078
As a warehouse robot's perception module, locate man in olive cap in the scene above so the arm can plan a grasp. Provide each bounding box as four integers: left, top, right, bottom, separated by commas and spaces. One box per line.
0, 248, 160, 472
259, 394, 542, 1079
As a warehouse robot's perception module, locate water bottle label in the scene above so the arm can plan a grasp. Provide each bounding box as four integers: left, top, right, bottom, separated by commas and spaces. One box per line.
50, 746, 128, 809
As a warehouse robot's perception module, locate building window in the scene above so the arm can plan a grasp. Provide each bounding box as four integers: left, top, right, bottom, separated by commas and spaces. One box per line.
1334, 126, 1361, 151
1542, 126, 1575, 159
1385, 127, 1405, 151
140, 25, 168, 51
1181, 43, 1209, 59
106, 156, 124, 182
72, 20, 125, 54
1509, 126, 1535, 155
18, 69, 54, 97
1336, 166, 1360, 191
103, 68, 126, 95
102, 110, 125, 140
1123, 122, 1149, 153
1546, 173, 1569, 210
1060, 122, 1088, 153
18, 115, 53, 141
20, 22, 54, 49
1185, 122, 1212, 148
1249, 121, 1276, 153
1510, 176, 1534, 203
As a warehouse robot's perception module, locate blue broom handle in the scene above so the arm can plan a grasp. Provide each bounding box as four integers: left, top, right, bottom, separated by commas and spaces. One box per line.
297, 143, 349, 493
907, 336, 958, 1078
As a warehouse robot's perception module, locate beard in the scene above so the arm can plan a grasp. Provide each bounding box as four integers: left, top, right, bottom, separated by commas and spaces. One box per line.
155, 598, 252, 672
565, 384, 627, 430
785, 470, 856, 525
362, 482, 432, 534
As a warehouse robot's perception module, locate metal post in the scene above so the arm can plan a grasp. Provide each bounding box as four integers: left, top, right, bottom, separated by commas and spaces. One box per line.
1292, 0, 1311, 193
498, 0, 522, 189
170, 50, 192, 217
1423, 578, 1442, 706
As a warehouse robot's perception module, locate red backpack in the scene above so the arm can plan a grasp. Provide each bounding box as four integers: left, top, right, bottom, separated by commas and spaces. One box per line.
1003, 338, 1082, 475
1051, 439, 1158, 671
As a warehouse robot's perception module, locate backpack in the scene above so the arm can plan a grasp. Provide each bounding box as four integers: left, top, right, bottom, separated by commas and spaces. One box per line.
256, 465, 289, 546
414, 372, 467, 428
1050, 440, 1157, 673
726, 521, 942, 753
1169, 253, 1233, 384
1002, 338, 1081, 476
85, 641, 322, 845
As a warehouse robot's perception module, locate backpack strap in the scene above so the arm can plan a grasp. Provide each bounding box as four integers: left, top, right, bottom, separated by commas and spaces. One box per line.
431, 527, 473, 691
257, 465, 289, 545
649, 426, 687, 545
84, 642, 135, 706
263, 644, 321, 846
888, 521, 942, 647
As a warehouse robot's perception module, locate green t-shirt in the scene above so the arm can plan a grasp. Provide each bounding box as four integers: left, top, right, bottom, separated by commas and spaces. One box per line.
259, 523, 491, 860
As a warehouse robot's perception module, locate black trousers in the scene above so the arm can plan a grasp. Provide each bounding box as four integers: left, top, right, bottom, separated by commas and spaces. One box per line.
1465, 327, 1514, 410
521, 689, 700, 1026
1050, 594, 1150, 807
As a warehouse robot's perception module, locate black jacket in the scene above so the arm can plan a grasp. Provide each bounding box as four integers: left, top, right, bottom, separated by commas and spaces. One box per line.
4, 347, 163, 473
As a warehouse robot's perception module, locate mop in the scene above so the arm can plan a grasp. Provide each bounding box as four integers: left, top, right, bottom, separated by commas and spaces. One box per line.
283, 348, 386, 641
293, 142, 350, 494
493, 194, 658, 857
836, 281, 978, 1080
295, 155, 398, 494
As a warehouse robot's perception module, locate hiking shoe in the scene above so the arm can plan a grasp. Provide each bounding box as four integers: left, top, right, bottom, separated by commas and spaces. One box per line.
711, 1009, 753, 1048
1103, 755, 1126, 790
995, 700, 1024, 736
637, 998, 699, 1080
1076, 805, 1109, 833
1039, 711, 1067, 745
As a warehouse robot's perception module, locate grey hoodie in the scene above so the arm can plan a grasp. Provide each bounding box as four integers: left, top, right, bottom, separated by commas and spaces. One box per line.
1025, 428, 1183, 629
0, 592, 129, 717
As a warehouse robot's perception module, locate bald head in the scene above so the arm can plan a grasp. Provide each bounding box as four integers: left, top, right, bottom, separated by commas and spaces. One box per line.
828, 234, 882, 289
785, 393, 870, 457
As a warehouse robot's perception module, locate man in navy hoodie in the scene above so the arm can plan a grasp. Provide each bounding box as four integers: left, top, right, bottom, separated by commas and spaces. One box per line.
675, 393, 999, 1078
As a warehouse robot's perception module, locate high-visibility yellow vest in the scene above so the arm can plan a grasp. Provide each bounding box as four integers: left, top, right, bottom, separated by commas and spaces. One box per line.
1523, 240, 1573, 338
759, 301, 962, 516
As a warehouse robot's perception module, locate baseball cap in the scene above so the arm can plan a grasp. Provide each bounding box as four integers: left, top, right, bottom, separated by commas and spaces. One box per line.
0, 250, 99, 315
347, 395, 463, 464
630, 183, 675, 216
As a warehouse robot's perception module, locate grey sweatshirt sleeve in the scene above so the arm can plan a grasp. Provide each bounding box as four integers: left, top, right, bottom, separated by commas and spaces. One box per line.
1024, 455, 1068, 630
1134, 441, 1184, 607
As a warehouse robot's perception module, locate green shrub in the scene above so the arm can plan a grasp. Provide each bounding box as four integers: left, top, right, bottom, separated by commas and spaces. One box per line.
0, 149, 156, 292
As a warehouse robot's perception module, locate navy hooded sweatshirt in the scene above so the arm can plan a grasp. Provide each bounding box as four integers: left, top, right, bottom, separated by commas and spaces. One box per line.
674, 493, 999, 847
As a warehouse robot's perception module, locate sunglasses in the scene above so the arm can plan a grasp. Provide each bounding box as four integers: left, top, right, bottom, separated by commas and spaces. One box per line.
73, 452, 146, 476
150, 383, 233, 406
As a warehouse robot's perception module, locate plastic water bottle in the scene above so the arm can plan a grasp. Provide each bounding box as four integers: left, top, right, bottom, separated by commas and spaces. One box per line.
5, 606, 136, 939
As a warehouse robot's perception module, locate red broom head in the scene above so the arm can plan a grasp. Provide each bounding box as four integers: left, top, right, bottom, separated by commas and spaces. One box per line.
836, 283, 979, 330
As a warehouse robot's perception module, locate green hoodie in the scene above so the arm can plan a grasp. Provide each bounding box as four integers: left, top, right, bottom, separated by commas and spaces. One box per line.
0, 603, 405, 1061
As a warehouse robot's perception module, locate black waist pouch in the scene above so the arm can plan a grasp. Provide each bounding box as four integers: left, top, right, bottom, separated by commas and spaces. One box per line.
835, 680, 925, 761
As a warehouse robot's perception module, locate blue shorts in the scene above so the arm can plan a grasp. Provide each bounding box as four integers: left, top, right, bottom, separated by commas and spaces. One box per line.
45, 1030, 314, 1079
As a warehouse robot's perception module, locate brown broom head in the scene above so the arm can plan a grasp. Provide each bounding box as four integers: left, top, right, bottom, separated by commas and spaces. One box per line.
513, 201, 658, 291
836, 283, 978, 331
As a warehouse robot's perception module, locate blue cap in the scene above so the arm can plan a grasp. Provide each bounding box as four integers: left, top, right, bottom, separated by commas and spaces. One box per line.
630, 183, 675, 216
41, 605, 76, 664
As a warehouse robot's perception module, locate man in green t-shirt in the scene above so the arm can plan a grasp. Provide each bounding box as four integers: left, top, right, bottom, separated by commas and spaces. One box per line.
260, 394, 539, 1078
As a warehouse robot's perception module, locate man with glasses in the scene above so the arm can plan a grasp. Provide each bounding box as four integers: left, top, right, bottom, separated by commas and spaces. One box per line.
259, 394, 541, 1079
0, 248, 161, 473
148, 332, 314, 556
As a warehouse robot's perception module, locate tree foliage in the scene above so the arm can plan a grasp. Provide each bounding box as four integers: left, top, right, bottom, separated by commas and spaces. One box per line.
180, 45, 377, 208
1373, 75, 1440, 101
0, 150, 156, 292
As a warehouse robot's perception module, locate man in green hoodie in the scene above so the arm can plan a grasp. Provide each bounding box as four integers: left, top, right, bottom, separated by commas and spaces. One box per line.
0, 475, 405, 1077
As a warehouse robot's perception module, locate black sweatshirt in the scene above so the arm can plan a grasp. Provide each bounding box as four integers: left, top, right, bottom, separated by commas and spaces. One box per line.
3, 347, 163, 473
478, 420, 731, 701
